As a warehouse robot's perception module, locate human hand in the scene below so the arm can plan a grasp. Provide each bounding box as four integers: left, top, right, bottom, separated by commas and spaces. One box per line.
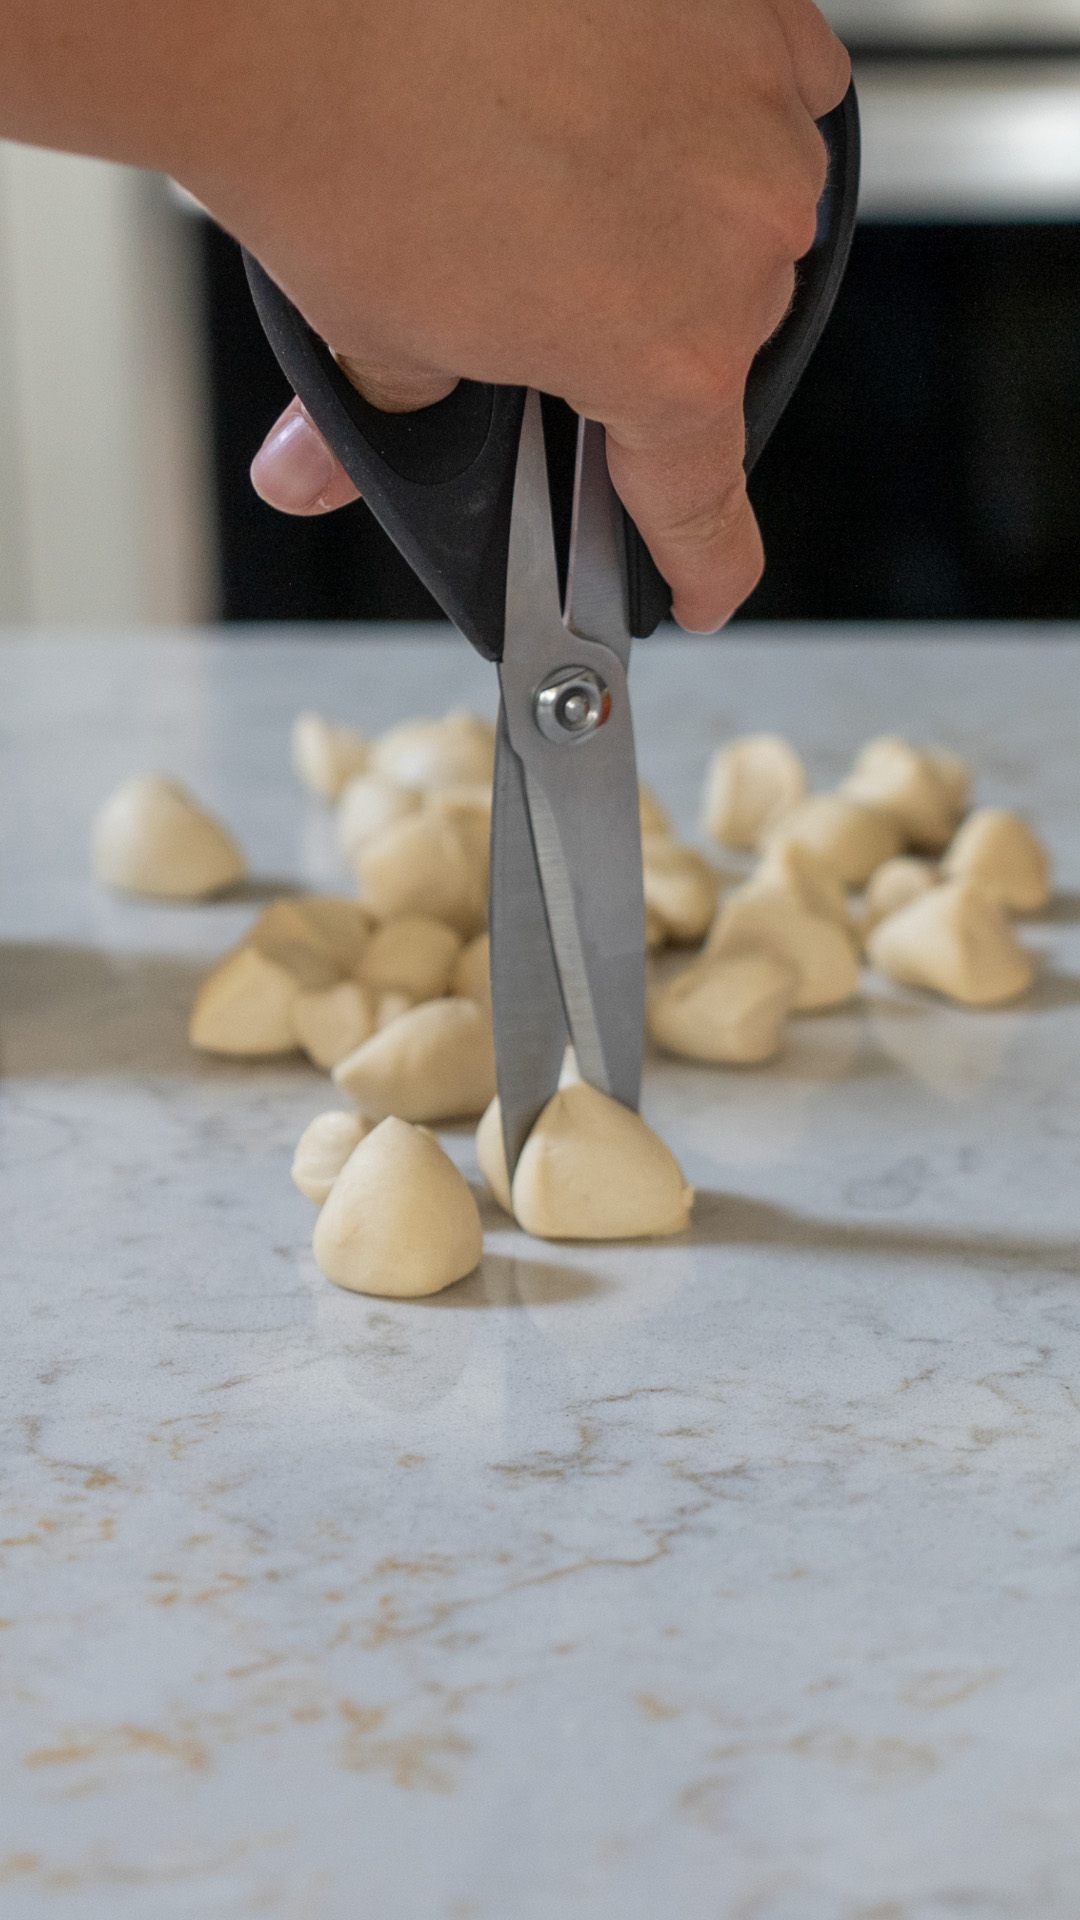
228, 0, 850, 629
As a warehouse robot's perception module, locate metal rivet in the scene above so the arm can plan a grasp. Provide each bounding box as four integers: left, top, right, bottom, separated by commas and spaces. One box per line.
533, 667, 611, 745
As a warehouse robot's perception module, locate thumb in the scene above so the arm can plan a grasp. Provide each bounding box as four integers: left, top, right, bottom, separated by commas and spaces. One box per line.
604, 405, 763, 633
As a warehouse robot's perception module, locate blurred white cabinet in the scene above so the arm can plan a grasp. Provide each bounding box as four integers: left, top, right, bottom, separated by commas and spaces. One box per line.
0, 144, 217, 626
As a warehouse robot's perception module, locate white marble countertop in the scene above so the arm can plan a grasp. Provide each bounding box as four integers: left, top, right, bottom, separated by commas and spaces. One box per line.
3, 626, 1080, 1920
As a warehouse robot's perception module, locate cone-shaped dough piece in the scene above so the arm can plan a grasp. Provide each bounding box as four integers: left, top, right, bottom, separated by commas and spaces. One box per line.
840, 735, 958, 852
511, 1083, 693, 1241
92, 774, 245, 900
707, 894, 859, 1011
642, 837, 725, 945
866, 879, 1034, 1006
248, 899, 349, 990
371, 710, 496, 791
739, 840, 854, 937
762, 794, 903, 887
313, 1117, 483, 1297
293, 979, 376, 1069
926, 748, 973, 817
337, 775, 421, 860
361, 915, 462, 1001
942, 808, 1051, 914
476, 1095, 513, 1213
190, 946, 299, 1054
702, 735, 806, 852
355, 814, 488, 936
648, 952, 797, 1064
639, 784, 672, 838
292, 1110, 371, 1204
452, 934, 492, 1018
333, 997, 496, 1121
861, 857, 938, 939
291, 712, 370, 802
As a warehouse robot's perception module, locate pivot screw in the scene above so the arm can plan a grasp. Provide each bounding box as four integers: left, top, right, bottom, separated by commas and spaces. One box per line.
534, 667, 611, 745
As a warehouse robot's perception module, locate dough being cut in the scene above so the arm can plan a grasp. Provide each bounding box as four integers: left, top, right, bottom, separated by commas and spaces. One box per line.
333, 997, 496, 1121
313, 1117, 483, 1296
707, 893, 859, 1011
371, 710, 496, 791
511, 1083, 693, 1240
336, 775, 421, 860
866, 879, 1034, 1005
761, 794, 903, 888
190, 946, 299, 1055
942, 807, 1051, 914
293, 979, 376, 1069
361, 915, 462, 1002
355, 813, 488, 936
291, 712, 370, 802
840, 735, 958, 852
642, 836, 725, 946
702, 734, 806, 852
647, 952, 797, 1064
92, 774, 245, 900
292, 1110, 371, 1204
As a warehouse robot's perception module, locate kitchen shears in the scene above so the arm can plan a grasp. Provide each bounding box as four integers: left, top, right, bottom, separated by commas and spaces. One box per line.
244, 82, 860, 1179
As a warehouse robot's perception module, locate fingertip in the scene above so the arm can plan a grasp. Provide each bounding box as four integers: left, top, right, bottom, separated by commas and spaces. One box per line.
250, 402, 357, 515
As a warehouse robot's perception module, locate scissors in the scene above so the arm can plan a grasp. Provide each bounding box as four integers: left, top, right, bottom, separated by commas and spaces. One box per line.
244, 82, 860, 1180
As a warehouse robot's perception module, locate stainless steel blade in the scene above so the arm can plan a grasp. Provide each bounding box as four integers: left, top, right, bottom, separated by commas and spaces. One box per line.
490, 705, 570, 1178
498, 390, 646, 1118
564, 416, 632, 669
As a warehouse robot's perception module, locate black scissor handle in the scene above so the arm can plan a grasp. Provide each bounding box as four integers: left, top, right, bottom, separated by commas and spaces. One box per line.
244, 79, 859, 656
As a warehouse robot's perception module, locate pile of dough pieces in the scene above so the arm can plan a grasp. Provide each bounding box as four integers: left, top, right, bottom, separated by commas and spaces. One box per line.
212, 707, 694, 1297
646, 730, 1052, 1071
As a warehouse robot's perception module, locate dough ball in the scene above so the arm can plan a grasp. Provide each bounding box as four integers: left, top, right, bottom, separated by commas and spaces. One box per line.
511, 1082, 694, 1241
861, 857, 939, 939
248, 897, 366, 991
313, 1116, 483, 1297
639, 783, 672, 838
361, 915, 462, 1002
336, 775, 421, 861
452, 934, 492, 1019
866, 879, 1034, 1006
291, 712, 370, 802
737, 839, 854, 936
289, 896, 373, 974
332, 997, 497, 1122
293, 979, 376, 1070
926, 747, 973, 816
292, 1110, 371, 1204
642, 837, 725, 946
840, 734, 958, 852
423, 785, 493, 882
92, 774, 245, 900
476, 1095, 513, 1213
702, 734, 806, 852
942, 807, 1051, 914
761, 794, 903, 888
708, 893, 859, 1012
190, 946, 299, 1055
648, 952, 797, 1064
371, 710, 496, 791
355, 813, 488, 937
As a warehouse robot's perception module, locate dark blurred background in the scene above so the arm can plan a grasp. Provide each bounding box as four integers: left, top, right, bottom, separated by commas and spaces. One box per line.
199, 0, 1080, 627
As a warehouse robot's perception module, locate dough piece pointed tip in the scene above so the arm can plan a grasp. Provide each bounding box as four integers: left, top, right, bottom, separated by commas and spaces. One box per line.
761, 794, 903, 888
292, 1110, 371, 1204
313, 1116, 483, 1297
190, 945, 299, 1055
92, 774, 246, 900
708, 893, 859, 1012
642, 837, 725, 946
511, 1082, 693, 1241
291, 712, 371, 802
840, 734, 958, 852
942, 807, 1051, 914
293, 979, 375, 1069
476, 1096, 513, 1213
